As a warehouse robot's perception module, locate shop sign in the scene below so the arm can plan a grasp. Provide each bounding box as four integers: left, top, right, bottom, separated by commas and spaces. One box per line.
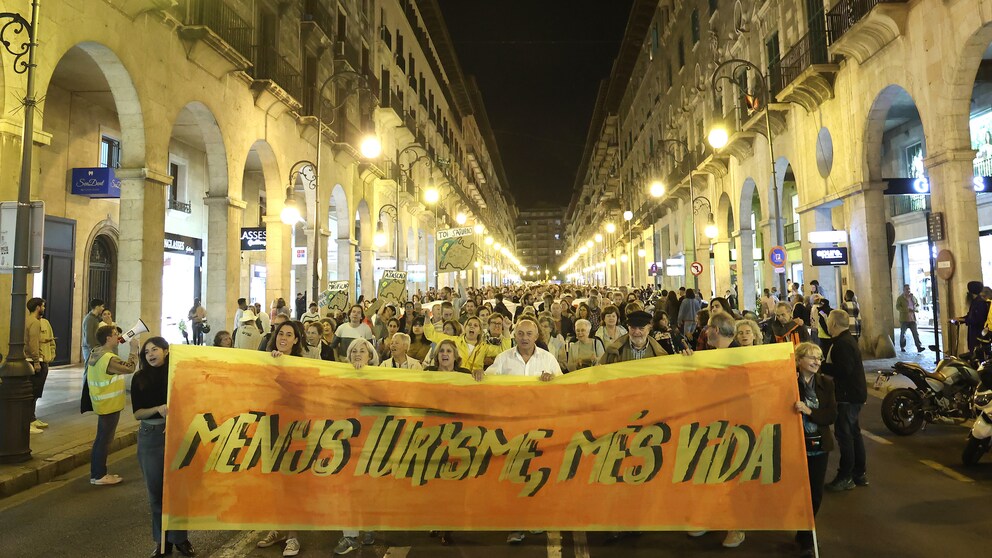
240, 227, 267, 251
810, 247, 848, 266
292, 247, 308, 265
0, 201, 45, 273
164, 232, 201, 255
71, 167, 121, 198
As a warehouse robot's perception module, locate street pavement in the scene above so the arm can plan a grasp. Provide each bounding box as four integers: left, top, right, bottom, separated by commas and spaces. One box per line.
2, 337, 991, 557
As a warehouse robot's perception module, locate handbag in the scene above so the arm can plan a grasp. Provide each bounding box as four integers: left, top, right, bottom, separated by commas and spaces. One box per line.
79, 360, 93, 414
804, 433, 823, 453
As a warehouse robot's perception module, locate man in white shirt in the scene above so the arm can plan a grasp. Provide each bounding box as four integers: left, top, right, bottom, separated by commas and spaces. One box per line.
381, 333, 423, 370
475, 317, 560, 381
233, 298, 248, 332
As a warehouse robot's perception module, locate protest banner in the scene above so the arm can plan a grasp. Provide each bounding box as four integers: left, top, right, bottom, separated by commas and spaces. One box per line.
163, 343, 812, 532
377, 270, 407, 302
436, 227, 477, 273
318, 281, 350, 313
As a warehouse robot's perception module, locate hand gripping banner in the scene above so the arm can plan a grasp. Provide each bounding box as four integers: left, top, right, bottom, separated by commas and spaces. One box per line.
162, 343, 813, 532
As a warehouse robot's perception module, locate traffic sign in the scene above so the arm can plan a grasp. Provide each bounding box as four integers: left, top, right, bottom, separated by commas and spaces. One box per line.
768, 246, 787, 268
689, 261, 704, 276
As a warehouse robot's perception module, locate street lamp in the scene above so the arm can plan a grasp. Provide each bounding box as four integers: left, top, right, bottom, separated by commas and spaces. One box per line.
455, 212, 467, 225
279, 186, 304, 225
0, 2, 40, 463
594, 233, 603, 243
605, 222, 616, 234
710, 58, 787, 295
649, 180, 665, 198
424, 187, 440, 204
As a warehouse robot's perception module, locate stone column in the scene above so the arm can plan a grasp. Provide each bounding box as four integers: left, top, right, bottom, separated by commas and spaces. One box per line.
360, 248, 375, 300
737, 229, 757, 312
337, 237, 354, 290
116, 168, 170, 336
203, 196, 246, 334
263, 215, 291, 306
713, 238, 732, 298
848, 186, 895, 356
927, 148, 983, 351
759, 220, 776, 297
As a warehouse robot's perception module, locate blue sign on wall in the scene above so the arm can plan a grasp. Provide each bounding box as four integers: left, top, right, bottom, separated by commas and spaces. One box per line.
71, 167, 121, 198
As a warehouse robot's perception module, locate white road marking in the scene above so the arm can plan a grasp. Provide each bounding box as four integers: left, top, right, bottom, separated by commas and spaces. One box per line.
384, 547, 411, 558
207, 530, 260, 558
546, 530, 562, 558
861, 429, 893, 445
573, 531, 591, 558
919, 459, 975, 483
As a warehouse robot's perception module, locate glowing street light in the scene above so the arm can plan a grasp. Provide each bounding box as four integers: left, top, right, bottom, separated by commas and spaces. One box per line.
359, 134, 382, 159
605, 222, 616, 234
623, 210, 633, 222
485, 236, 494, 245
594, 233, 603, 243
456, 213, 467, 225
649, 181, 665, 198
424, 187, 440, 204
707, 125, 729, 150
280, 192, 302, 225
374, 221, 387, 247
637, 248, 646, 258
474, 223, 484, 234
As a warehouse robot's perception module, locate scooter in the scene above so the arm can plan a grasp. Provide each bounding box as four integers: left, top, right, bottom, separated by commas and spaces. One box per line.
962, 362, 992, 465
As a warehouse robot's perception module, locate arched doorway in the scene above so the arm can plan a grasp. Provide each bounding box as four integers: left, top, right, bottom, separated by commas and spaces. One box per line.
88, 235, 117, 307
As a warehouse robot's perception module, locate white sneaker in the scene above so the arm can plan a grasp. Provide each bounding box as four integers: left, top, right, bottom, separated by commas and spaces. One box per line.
90, 475, 122, 486
31, 419, 48, 429
29, 425, 43, 434
282, 537, 300, 556
687, 531, 708, 537
257, 531, 285, 548
723, 530, 745, 548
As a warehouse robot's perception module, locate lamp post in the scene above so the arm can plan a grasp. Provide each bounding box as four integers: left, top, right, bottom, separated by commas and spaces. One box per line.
654, 137, 708, 291
709, 58, 787, 296
623, 210, 634, 285
290, 70, 379, 303
0, 2, 39, 464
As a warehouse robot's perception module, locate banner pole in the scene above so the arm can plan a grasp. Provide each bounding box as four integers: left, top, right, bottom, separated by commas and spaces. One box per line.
812, 528, 820, 558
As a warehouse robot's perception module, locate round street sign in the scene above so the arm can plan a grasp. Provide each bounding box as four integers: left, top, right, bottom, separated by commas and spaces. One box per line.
768, 246, 787, 268
935, 249, 955, 281
690, 261, 704, 276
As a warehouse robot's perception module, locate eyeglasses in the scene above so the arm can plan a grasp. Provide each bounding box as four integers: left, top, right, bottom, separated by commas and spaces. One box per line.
803, 356, 823, 362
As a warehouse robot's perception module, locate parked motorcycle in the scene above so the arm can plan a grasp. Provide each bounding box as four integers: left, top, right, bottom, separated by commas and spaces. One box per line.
876, 356, 984, 435
962, 363, 992, 465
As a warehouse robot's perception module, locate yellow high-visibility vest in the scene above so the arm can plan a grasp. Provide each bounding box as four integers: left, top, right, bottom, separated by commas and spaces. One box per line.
87, 352, 125, 415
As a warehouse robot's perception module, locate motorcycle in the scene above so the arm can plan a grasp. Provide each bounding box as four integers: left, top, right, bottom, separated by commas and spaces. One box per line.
962, 363, 992, 465
875, 356, 984, 435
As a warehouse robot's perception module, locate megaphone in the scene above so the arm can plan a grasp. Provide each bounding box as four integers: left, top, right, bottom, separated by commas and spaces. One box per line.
119, 319, 149, 343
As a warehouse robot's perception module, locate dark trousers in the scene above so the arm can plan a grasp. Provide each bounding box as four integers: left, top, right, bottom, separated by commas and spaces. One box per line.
137, 423, 189, 545
30, 362, 49, 421
192, 323, 204, 346
90, 411, 121, 479
900, 321, 923, 349
797, 451, 829, 551
834, 402, 867, 479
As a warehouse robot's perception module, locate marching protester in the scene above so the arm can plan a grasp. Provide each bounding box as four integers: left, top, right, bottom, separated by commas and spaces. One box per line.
211, 330, 233, 347
131, 337, 196, 558
734, 319, 763, 347
381, 333, 424, 370
333, 339, 379, 555
794, 342, 837, 558
257, 320, 308, 556
595, 305, 627, 347
823, 309, 869, 492
87, 324, 139, 486
558, 318, 605, 372
233, 307, 262, 350
677, 289, 703, 335
767, 302, 810, 346
649, 310, 686, 355
328, 305, 375, 361
408, 316, 433, 363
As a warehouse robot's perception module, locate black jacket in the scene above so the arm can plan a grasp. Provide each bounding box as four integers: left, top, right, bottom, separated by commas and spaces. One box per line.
823, 330, 867, 403
801, 373, 838, 453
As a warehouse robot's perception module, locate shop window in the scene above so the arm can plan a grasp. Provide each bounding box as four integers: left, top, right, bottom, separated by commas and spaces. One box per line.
168, 159, 190, 213
100, 136, 121, 169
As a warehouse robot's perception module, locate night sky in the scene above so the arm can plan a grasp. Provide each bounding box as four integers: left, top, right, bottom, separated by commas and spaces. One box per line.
437, 0, 634, 209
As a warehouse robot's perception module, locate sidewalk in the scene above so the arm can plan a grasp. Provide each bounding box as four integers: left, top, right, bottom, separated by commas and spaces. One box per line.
0, 365, 138, 498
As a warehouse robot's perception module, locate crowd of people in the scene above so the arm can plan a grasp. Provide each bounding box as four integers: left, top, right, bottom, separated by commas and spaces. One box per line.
46, 276, 992, 558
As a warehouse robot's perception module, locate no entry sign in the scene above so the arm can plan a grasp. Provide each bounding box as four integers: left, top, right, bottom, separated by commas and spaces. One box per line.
690, 261, 704, 276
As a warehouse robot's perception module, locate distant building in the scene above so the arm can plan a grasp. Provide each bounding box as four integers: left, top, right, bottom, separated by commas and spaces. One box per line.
516, 205, 566, 277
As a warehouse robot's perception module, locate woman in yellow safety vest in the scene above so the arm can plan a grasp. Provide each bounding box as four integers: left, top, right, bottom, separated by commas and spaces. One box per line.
87, 324, 139, 486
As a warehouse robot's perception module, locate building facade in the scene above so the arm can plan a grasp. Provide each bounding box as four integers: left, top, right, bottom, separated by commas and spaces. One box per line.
0, 0, 517, 364
515, 204, 566, 279
565, 0, 992, 356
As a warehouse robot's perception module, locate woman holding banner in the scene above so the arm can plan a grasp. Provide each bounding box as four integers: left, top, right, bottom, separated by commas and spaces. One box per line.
132, 337, 196, 558
333, 339, 379, 555
257, 320, 308, 556
794, 341, 837, 557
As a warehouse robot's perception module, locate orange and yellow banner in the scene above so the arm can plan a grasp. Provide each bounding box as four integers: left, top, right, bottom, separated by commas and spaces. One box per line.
162, 343, 813, 532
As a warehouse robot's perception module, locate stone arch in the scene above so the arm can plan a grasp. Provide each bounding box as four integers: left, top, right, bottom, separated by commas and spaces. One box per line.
43, 42, 146, 167
864, 84, 926, 183
717, 192, 734, 238
942, 23, 992, 153
80, 219, 120, 310
327, 183, 350, 282
168, 101, 229, 197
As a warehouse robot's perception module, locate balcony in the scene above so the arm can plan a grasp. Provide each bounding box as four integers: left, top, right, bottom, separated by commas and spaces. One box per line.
783, 222, 800, 244
300, 0, 334, 42
178, 0, 252, 77
772, 30, 838, 112
826, 0, 910, 64
248, 47, 304, 113
168, 198, 192, 214
889, 194, 929, 217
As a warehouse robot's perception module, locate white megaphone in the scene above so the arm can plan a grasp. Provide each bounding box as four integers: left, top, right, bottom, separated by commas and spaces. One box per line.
119, 319, 150, 343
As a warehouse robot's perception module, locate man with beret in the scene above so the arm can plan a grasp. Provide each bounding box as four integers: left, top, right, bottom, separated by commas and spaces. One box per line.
599, 310, 669, 364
